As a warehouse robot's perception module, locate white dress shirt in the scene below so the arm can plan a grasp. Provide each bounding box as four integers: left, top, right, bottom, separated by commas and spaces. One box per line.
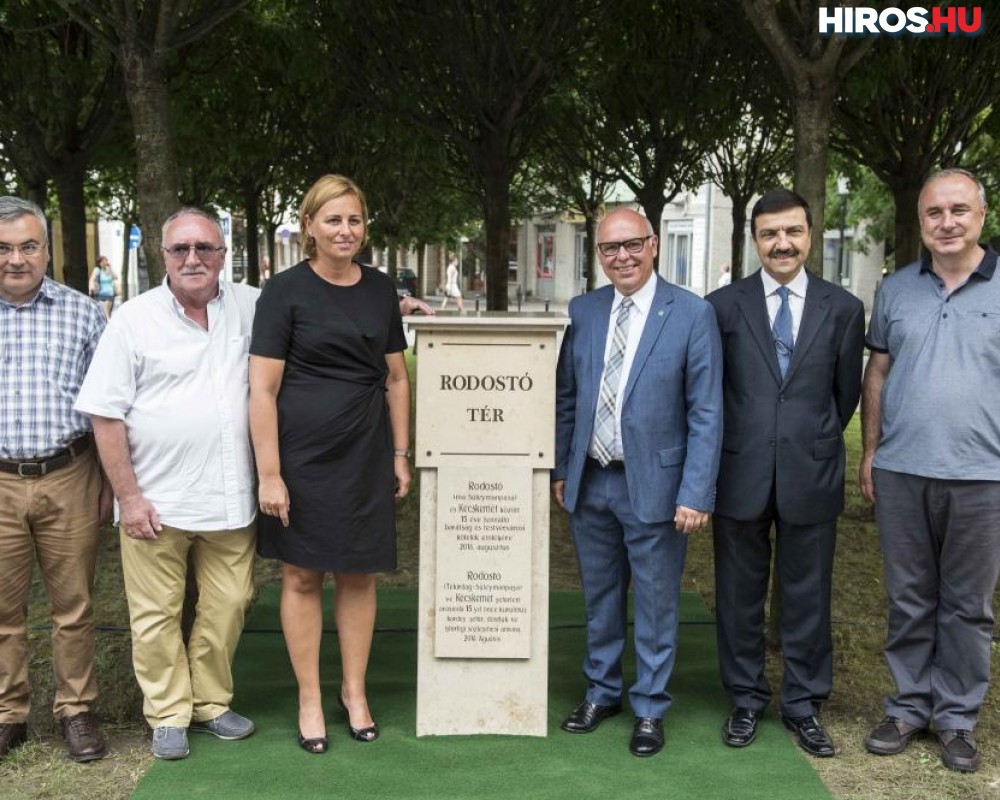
588, 272, 657, 460
761, 267, 809, 343
75, 281, 260, 530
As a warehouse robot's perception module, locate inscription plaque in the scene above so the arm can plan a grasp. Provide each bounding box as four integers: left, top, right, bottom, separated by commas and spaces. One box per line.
435, 465, 532, 658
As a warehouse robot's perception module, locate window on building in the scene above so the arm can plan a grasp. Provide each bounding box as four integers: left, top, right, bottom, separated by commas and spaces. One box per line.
823, 234, 853, 286
536, 229, 555, 278
664, 221, 693, 287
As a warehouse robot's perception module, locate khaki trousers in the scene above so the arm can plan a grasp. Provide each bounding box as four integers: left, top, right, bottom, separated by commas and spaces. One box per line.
119, 522, 255, 728
0, 452, 101, 723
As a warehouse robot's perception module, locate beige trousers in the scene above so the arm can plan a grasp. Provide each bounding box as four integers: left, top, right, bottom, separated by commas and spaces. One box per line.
119, 522, 255, 728
0, 452, 101, 723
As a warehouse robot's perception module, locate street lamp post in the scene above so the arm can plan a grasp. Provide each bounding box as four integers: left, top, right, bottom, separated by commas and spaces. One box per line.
837, 177, 849, 288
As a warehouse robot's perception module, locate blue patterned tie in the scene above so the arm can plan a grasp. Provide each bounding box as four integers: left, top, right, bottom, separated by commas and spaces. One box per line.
593, 297, 633, 466
773, 286, 793, 379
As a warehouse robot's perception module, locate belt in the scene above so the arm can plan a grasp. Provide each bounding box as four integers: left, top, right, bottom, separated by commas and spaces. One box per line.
0, 435, 93, 478
587, 456, 625, 471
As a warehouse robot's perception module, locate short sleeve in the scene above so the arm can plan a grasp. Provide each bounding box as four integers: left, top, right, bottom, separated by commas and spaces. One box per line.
250, 277, 293, 360
74, 320, 137, 420
865, 280, 889, 353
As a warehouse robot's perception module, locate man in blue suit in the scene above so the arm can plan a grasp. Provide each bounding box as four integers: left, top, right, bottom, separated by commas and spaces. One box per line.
552, 208, 723, 757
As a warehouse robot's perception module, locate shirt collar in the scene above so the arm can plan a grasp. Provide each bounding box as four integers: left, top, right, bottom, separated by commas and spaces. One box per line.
614, 271, 657, 316
760, 266, 809, 298
920, 244, 997, 280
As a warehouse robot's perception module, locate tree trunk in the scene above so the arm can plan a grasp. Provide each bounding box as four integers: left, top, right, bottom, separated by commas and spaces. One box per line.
52, 164, 90, 293
244, 183, 261, 287
482, 141, 511, 311
585, 212, 597, 293
118, 42, 180, 287
729, 196, 749, 281
791, 83, 835, 278
634, 187, 666, 273
265, 221, 278, 274
891, 181, 923, 269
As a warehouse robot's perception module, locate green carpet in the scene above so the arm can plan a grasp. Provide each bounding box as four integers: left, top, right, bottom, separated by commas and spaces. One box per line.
132, 588, 831, 800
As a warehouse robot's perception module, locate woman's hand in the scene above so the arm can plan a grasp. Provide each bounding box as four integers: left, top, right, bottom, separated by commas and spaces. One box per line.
394, 455, 411, 499
259, 475, 291, 527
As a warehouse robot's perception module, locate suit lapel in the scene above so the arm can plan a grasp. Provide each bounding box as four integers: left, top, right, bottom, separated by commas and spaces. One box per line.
587, 290, 614, 417
738, 271, 783, 386
622, 277, 674, 407
783, 271, 830, 385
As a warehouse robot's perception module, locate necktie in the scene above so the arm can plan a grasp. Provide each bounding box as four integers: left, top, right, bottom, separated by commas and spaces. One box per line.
773, 286, 793, 379
593, 297, 633, 466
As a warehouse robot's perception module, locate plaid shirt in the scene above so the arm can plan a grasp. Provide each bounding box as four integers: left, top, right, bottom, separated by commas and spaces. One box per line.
0, 277, 107, 459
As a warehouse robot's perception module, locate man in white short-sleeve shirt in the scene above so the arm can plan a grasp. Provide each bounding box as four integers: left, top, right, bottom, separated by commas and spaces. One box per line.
75, 208, 259, 760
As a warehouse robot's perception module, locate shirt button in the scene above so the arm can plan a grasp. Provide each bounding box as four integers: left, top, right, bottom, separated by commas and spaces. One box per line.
943, 312, 948, 318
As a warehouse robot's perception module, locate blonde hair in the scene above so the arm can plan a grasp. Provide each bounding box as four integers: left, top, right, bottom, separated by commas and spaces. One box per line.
299, 174, 369, 258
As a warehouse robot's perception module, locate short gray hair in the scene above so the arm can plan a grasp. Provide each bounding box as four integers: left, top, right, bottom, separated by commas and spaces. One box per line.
0, 196, 49, 245
161, 207, 226, 245
922, 168, 987, 208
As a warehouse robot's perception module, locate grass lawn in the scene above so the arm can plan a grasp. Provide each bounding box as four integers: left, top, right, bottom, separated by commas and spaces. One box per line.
5, 353, 1000, 799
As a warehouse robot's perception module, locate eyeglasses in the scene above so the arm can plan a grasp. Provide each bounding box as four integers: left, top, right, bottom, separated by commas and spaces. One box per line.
0, 241, 45, 257
596, 236, 652, 257
162, 243, 225, 260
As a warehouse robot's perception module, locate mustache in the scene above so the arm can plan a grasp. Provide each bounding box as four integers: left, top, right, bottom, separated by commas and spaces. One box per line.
768, 247, 799, 259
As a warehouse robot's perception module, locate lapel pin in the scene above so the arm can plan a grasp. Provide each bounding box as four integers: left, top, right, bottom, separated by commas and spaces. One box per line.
658, 310, 664, 317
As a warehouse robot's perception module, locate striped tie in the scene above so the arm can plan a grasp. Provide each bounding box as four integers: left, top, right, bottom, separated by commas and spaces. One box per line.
593, 297, 633, 466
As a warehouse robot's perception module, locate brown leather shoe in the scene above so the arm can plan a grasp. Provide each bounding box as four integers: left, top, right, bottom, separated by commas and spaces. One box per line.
61, 712, 107, 762
0, 722, 28, 760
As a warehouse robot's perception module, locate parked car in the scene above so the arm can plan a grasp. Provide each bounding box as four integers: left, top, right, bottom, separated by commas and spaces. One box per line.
395, 267, 418, 296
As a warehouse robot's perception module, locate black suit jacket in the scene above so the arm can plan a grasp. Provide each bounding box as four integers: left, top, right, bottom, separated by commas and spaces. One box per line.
706, 269, 864, 526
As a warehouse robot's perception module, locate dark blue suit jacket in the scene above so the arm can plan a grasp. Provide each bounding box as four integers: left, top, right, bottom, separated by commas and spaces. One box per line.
553, 276, 723, 524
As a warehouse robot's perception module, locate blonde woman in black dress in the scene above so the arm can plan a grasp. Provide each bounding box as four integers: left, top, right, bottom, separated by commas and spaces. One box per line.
249, 175, 411, 754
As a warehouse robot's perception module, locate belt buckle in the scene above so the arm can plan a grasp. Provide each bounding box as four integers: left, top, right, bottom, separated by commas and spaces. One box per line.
17, 461, 45, 478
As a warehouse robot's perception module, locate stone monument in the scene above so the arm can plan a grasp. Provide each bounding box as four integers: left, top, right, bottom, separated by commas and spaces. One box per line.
408, 312, 568, 736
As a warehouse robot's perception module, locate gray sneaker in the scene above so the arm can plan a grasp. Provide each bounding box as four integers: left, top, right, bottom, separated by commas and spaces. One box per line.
190, 710, 255, 740
151, 726, 189, 760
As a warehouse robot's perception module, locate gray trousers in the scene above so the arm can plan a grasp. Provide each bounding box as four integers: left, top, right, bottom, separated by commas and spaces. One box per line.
874, 468, 1000, 731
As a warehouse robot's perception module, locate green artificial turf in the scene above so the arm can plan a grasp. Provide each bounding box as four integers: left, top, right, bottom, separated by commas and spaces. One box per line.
132, 588, 830, 800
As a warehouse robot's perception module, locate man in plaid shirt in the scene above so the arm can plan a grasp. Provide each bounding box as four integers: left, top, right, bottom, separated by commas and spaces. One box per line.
0, 197, 112, 763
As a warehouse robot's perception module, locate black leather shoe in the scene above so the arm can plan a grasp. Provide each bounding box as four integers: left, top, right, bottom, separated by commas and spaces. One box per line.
0, 722, 28, 761
722, 707, 761, 748
782, 714, 835, 758
630, 717, 664, 757
561, 700, 622, 734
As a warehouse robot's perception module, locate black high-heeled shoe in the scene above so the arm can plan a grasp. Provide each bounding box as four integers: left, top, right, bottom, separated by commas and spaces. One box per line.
298, 729, 329, 754
337, 694, 379, 742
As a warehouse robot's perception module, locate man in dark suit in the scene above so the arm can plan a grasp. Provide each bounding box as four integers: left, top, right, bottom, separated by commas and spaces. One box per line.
706, 189, 864, 758
553, 208, 722, 757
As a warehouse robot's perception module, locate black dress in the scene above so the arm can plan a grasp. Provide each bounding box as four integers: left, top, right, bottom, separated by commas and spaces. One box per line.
250, 261, 407, 572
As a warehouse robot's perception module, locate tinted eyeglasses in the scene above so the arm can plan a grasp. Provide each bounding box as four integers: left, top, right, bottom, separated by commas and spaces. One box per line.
162, 243, 226, 260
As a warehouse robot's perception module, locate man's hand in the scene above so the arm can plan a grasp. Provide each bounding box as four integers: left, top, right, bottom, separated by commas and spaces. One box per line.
674, 505, 709, 534
119, 494, 162, 540
552, 480, 566, 511
400, 296, 435, 316
859, 454, 876, 504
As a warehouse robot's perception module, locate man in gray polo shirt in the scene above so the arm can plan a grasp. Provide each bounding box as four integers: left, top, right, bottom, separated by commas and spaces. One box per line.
860, 168, 1000, 774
